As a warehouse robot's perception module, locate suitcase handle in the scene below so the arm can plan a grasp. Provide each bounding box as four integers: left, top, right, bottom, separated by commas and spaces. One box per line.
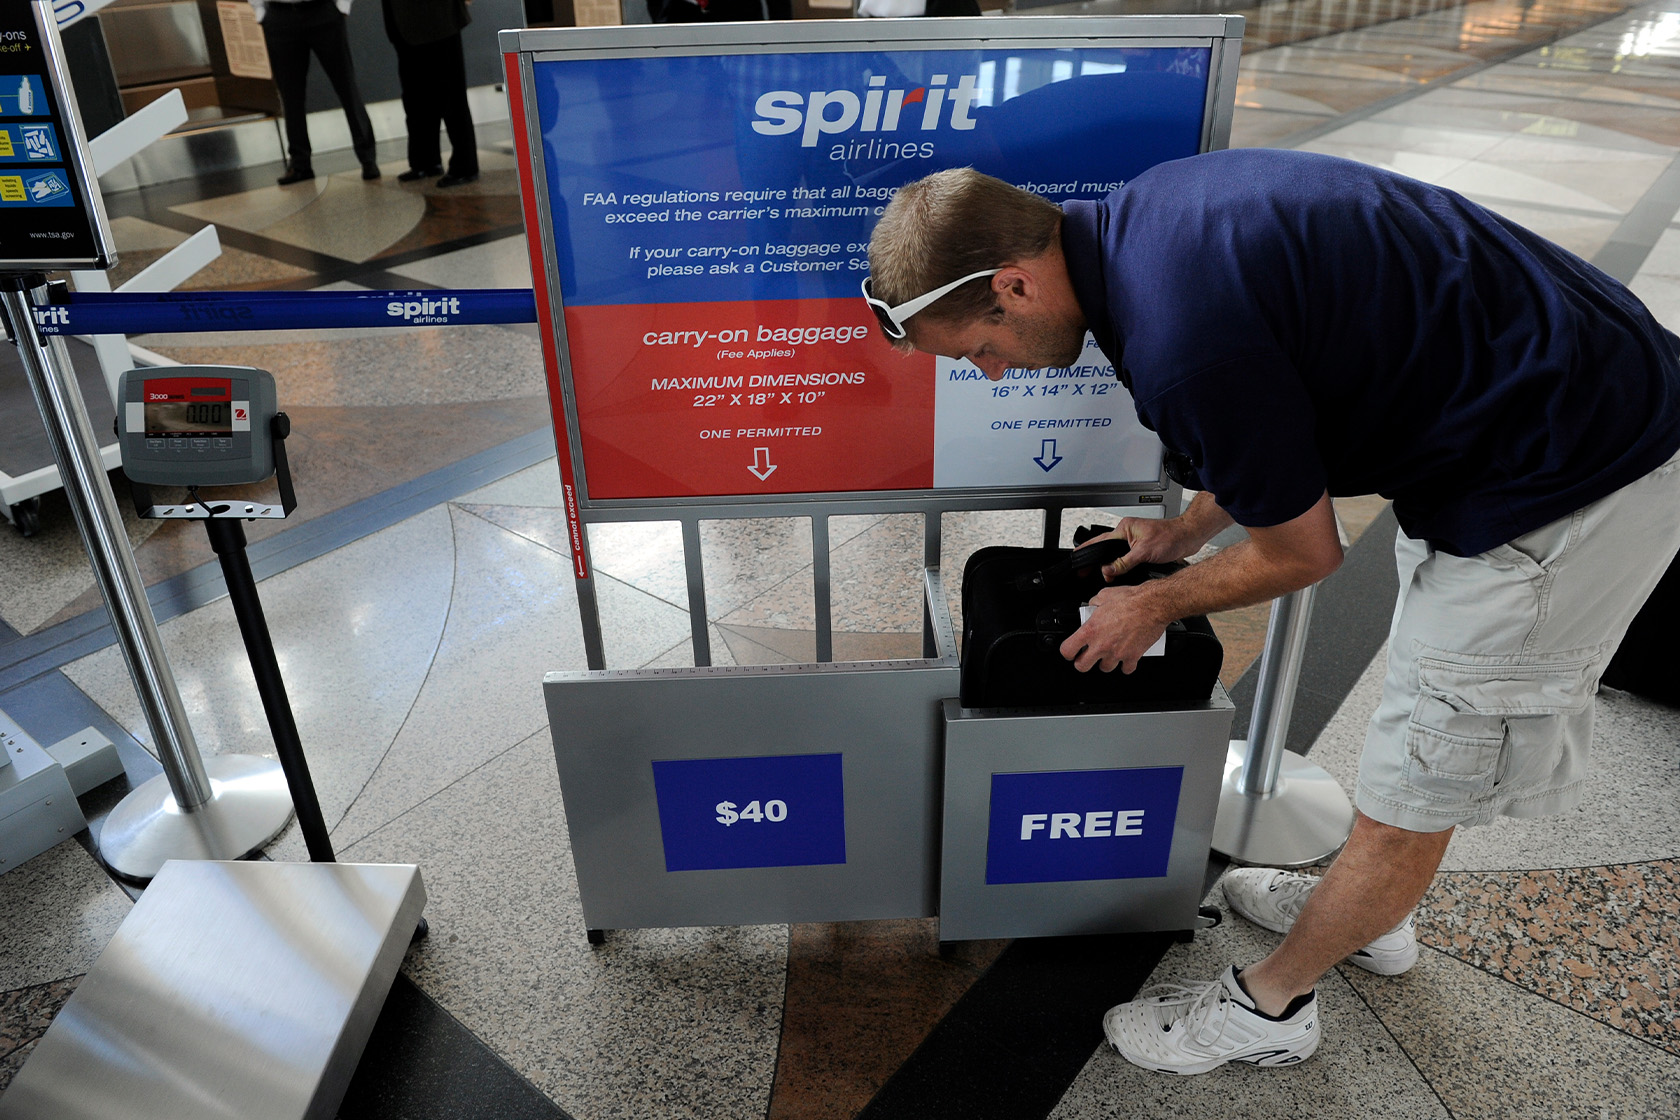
1012, 536, 1130, 596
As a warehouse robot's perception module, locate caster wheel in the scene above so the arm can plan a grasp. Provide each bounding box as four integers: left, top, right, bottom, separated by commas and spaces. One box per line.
587, 928, 606, 946
10, 498, 41, 538
410, 916, 430, 944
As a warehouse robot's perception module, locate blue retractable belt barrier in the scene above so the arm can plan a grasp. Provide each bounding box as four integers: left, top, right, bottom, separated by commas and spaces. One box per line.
28, 289, 540, 335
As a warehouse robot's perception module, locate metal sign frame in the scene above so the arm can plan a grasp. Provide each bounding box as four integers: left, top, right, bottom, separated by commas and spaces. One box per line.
502, 16, 1245, 668
0, 0, 117, 272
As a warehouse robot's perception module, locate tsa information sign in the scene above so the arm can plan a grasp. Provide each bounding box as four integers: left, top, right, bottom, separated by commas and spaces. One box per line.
651, 753, 847, 872
985, 766, 1183, 885
0, 0, 113, 268
529, 45, 1210, 501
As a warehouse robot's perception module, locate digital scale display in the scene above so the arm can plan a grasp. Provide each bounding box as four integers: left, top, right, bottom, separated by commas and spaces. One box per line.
0, 0, 116, 270
148, 403, 232, 433
142, 380, 235, 436
117, 366, 277, 487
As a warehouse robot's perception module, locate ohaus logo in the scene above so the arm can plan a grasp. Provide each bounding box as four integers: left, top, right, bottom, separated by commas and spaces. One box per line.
753, 74, 983, 148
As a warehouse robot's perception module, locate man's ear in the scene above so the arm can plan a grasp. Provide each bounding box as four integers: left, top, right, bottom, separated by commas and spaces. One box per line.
990, 265, 1035, 310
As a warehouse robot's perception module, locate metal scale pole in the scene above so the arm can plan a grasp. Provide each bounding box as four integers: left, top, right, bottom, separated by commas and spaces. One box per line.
0, 276, 293, 881
1210, 585, 1355, 866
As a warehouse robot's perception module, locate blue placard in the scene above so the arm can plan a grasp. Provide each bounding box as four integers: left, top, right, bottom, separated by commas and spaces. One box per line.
652, 753, 847, 872
985, 766, 1183, 885
0, 166, 73, 206
0, 121, 58, 162
0, 75, 47, 118
533, 46, 1211, 308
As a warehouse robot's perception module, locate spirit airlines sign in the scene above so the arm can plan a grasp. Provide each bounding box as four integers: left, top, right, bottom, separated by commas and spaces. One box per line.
753, 74, 984, 155
524, 45, 1211, 503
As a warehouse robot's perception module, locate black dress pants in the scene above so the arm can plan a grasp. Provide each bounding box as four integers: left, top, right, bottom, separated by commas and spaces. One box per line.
393, 32, 477, 176
261, 0, 377, 168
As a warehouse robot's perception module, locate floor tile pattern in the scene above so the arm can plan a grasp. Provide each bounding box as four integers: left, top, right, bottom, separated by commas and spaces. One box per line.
0, 978, 80, 1093
1423, 860, 1680, 1053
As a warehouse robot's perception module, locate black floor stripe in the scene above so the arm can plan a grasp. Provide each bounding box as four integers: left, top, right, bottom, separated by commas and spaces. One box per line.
337, 975, 573, 1120
858, 506, 1402, 1120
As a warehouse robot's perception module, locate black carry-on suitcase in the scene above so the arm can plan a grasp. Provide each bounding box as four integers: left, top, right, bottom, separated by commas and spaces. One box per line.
1601, 549, 1680, 707
959, 529, 1224, 709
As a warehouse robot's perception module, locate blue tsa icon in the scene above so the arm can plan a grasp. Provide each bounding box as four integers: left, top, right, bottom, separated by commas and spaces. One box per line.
21, 124, 56, 160
0, 76, 47, 117
24, 170, 72, 205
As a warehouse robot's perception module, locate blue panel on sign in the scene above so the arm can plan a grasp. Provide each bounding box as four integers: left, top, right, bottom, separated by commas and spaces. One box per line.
532, 47, 1211, 307
985, 767, 1183, 885
652, 754, 846, 872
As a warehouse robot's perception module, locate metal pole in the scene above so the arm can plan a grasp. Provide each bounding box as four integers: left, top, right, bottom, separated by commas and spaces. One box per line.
812, 514, 832, 663
1, 277, 210, 808
1240, 585, 1317, 797
204, 516, 336, 863
1, 277, 293, 880
1210, 587, 1355, 867
681, 517, 712, 667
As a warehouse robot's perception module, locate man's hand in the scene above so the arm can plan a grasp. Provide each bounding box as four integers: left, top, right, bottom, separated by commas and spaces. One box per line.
1090, 517, 1194, 582
1057, 491, 1344, 676
1059, 584, 1167, 674
1096, 491, 1236, 581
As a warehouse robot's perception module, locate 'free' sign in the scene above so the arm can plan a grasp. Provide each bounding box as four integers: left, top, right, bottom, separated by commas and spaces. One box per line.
1019, 810, 1145, 840
985, 767, 1183, 884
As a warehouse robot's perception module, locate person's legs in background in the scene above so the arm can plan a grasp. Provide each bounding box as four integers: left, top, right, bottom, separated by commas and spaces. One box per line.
433, 31, 478, 185
260, 3, 317, 183
301, 1, 382, 178
394, 37, 443, 180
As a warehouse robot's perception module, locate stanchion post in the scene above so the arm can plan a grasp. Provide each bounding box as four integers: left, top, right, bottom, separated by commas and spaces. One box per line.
203, 515, 336, 863
3, 275, 211, 809
1211, 586, 1355, 867
0, 276, 294, 881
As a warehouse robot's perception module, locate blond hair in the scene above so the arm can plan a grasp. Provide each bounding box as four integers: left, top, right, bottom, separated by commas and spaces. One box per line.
866, 168, 1063, 348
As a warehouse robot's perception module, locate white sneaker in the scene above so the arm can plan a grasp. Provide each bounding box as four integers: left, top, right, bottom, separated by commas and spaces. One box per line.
1103, 965, 1318, 1075
1221, 868, 1419, 976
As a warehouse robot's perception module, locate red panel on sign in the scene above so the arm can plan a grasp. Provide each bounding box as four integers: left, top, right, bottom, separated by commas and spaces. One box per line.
506, 49, 589, 578
566, 299, 935, 499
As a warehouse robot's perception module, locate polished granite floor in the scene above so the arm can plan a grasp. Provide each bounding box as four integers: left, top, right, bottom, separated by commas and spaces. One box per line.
3, 0, 1680, 1116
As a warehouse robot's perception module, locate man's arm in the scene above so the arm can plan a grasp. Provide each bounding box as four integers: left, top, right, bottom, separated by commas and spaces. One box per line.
1061, 491, 1343, 674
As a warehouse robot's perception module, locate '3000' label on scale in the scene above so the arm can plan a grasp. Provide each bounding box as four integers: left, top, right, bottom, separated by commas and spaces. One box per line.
652, 754, 846, 871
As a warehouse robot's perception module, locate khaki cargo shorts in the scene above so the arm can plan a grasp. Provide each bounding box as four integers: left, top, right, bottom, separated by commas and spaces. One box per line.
1357, 450, 1680, 832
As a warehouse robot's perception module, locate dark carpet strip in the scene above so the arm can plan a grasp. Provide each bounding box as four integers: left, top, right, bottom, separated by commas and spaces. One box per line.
858, 506, 1402, 1120
337, 975, 572, 1120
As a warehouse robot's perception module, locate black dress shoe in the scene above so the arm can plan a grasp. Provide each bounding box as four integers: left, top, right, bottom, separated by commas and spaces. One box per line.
362, 162, 382, 180
436, 171, 478, 188
398, 166, 443, 182
277, 165, 314, 185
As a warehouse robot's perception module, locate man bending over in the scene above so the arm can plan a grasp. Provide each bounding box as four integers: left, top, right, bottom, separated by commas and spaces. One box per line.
861, 152, 1680, 1074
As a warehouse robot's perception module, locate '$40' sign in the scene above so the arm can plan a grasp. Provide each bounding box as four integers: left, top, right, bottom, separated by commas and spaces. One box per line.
715, 799, 789, 826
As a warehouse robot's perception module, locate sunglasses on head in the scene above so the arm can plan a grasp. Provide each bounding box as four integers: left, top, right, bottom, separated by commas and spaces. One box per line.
860, 268, 1002, 340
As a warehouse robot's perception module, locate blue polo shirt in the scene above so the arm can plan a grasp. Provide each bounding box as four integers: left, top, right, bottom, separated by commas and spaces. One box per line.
1062, 149, 1680, 557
